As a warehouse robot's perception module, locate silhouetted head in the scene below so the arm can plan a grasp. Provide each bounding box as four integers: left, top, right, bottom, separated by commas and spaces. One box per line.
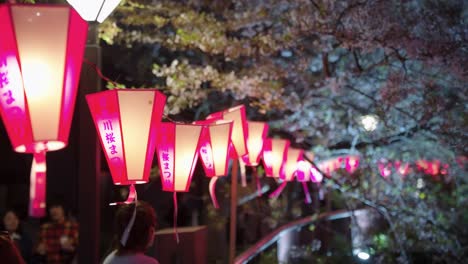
115, 201, 157, 253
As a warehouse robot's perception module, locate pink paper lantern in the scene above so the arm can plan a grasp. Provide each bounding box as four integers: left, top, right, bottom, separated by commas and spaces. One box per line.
262, 138, 290, 178
345, 155, 360, 174
281, 147, 304, 182
394, 160, 410, 178
206, 105, 248, 158
86, 89, 166, 196
378, 160, 392, 179
156, 123, 203, 192
296, 160, 311, 182
0, 4, 87, 217
242, 121, 269, 166
195, 120, 233, 177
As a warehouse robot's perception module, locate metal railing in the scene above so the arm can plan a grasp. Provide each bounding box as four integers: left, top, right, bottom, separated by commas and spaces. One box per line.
234, 209, 352, 264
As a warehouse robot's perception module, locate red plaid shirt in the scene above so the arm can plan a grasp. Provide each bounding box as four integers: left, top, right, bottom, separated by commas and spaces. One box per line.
38, 220, 79, 264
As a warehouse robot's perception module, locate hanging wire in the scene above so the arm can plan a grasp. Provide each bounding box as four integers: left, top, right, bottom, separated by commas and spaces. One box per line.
82, 57, 122, 89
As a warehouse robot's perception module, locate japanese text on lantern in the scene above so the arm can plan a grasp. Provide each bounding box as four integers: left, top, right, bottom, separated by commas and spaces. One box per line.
160, 127, 173, 188
102, 120, 120, 163
200, 144, 213, 169
0, 58, 24, 136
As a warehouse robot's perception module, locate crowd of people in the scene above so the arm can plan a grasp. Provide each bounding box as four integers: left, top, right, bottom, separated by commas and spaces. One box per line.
1, 201, 159, 264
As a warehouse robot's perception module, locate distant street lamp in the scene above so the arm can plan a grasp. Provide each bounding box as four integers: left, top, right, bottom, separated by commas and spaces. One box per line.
360, 114, 379, 131
66, 0, 122, 23
0, 4, 88, 217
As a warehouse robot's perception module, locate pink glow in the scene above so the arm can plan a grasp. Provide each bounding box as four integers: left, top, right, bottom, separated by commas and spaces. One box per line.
29, 152, 46, 217
156, 123, 203, 192
394, 160, 410, 177
296, 160, 311, 182
242, 121, 269, 166
206, 105, 248, 158
86, 89, 166, 186
0, 4, 87, 217
262, 138, 289, 178
281, 147, 303, 181
195, 120, 233, 177
345, 155, 360, 174
310, 167, 323, 183
378, 160, 392, 179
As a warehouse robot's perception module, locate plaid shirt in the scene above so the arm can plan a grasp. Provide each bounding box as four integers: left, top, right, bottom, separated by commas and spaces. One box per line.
38, 220, 79, 264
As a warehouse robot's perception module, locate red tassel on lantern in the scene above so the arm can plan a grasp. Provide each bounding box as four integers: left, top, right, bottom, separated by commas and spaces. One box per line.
0, 4, 88, 217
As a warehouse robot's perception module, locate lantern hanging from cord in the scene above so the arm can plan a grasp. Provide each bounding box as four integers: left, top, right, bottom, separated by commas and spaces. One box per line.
206, 105, 249, 186
195, 119, 233, 208
262, 138, 289, 178
270, 147, 304, 199
86, 89, 166, 203
66, 0, 122, 23
155, 122, 203, 242
345, 155, 360, 174
242, 121, 268, 196
0, 4, 88, 217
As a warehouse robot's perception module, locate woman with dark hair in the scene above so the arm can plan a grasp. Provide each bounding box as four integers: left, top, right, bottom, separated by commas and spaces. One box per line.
103, 201, 159, 264
2, 209, 33, 263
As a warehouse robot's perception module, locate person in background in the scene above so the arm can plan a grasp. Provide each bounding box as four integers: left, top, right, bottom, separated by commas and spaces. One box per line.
2, 209, 33, 263
35, 202, 78, 264
103, 201, 159, 264
0, 231, 26, 264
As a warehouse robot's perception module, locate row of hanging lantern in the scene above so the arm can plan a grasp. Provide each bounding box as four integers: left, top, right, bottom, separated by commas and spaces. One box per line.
0, 2, 320, 218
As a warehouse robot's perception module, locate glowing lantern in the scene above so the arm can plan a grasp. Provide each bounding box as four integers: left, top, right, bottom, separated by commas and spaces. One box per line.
262, 138, 290, 178
156, 123, 203, 192
310, 166, 323, 183
196, 120, 233, 177
394, 160, 410, 178
66, 0, 122, 23
282, 148, 304, 182
345, 155, 360, 174
195, 120, 233, 208
378, 160, 392, 179
0, 4, 88, 217
242, 121, 268, 166
206, 105, 248, 157
296, 160, 311, 182
86, 89, 166, 201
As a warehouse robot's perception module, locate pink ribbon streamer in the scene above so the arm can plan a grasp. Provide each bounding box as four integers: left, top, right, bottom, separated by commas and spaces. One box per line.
269, 182, 288, 199
173, 192, 179, 244
109, 184, 137, 206
29, 151, 47, 218
302, 182, 312, 204
120, 185, 138, 246
209, 177, 220, 209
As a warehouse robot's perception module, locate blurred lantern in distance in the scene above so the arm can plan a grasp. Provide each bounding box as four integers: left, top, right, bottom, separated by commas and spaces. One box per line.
206, 105, 248, 158
296, 160, 311, 182
281, 147, 304, 182
262, 138, 290, 178
0, 4, 88, 217
345, 155, 360, 174
86, 89, 166, 203
242, 121, 268, 166
66, 0, 122, 23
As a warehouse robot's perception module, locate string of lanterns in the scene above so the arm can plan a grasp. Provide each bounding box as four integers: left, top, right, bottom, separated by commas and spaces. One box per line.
0, 3, 462, 223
